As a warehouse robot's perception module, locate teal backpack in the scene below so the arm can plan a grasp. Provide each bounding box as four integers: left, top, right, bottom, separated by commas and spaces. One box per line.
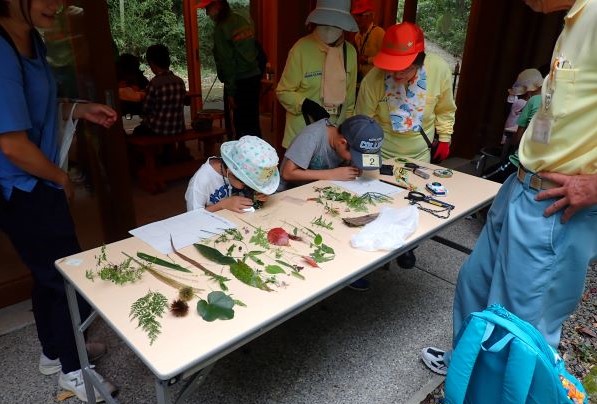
445, 304, 588, 404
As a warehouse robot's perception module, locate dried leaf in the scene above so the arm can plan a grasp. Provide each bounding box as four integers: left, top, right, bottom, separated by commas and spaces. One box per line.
288, 234, 303, 241
267, 227, 290, 246
577, 327, 597, 338
302, 256, 319, 268
342, 213, 379, 227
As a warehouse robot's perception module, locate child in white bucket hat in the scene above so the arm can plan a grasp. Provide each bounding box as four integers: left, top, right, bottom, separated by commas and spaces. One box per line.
185, 136, 280, 213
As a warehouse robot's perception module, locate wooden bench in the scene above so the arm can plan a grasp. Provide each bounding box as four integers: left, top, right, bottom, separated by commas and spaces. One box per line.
127, 128, 227, 193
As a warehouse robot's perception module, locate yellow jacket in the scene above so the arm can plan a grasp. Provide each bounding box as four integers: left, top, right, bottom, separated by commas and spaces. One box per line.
355, 24, 385, 79
276, 33, 357, 148
356, 53, 456, 161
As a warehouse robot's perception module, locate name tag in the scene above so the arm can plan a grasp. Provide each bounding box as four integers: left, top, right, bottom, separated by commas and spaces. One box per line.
361, 153, 380, 168
531, 111, 553, 145
324, 105, 338, 115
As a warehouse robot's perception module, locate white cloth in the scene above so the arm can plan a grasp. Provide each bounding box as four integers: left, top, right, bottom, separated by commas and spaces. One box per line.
351, 205, 419, 251
320, 43, 346, 107
185, 157, 230, 211
57, 103, 79, 170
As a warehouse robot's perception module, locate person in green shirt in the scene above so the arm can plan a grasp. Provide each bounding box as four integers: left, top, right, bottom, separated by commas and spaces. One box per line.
198, 0, 262, 138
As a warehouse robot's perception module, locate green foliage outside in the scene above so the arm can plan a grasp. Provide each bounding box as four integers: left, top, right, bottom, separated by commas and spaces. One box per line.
398, 0, 472, 57
106, 0, 249, 76
106, 0, 469, 74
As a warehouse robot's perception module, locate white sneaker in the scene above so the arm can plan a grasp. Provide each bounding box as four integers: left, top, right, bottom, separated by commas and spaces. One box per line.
39, 342, 107, 375
39, 353, 61, 375
421, 346, 448, 375
58, 367, 116, 403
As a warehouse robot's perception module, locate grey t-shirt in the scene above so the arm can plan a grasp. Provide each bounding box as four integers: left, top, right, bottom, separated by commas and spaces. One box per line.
278, 119, 343, 191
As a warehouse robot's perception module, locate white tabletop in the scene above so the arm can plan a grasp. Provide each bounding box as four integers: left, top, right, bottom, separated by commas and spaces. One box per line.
55, 165, 501, 380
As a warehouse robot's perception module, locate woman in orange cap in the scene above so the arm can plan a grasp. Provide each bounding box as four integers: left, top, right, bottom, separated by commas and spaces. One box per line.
355, 22, 456, 163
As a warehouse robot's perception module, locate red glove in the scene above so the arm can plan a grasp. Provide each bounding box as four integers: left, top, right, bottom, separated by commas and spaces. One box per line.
433, 141, 450, 162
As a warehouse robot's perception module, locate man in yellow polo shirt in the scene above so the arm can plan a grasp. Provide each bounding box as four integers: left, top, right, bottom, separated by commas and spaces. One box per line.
421, 0, 597, 376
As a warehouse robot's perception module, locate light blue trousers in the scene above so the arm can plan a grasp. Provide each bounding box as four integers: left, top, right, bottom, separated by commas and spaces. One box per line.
453, 173, 597, 349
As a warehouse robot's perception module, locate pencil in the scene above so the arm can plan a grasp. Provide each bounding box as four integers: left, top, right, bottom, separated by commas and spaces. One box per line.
378, 178, 409, 190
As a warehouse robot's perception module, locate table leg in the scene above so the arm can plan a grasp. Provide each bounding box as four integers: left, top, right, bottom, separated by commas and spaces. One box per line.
65, 281, 120, 403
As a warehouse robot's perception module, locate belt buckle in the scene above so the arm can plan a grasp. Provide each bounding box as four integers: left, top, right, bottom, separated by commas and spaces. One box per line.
529, 174, 542, 191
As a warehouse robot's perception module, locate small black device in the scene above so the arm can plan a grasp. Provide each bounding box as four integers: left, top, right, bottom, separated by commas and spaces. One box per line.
380, 164, 394, 176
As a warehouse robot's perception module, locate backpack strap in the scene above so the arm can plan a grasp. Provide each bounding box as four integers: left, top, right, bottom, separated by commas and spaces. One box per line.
502, 339, 537, 403
445, 316, 490, 404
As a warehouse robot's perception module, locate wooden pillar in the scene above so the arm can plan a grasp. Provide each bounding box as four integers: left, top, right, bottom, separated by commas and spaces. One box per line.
76, 0, 136, 241
183, 0, 203, 118
403, 0, 417, 23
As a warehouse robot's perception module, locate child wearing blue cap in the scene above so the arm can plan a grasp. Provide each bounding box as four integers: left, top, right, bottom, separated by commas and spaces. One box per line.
279, 114, 384, 191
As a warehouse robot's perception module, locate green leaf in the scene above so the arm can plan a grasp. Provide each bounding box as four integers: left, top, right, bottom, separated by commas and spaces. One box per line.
314, 234, 323, 245
320, 244, 335, 254
229, 260, 273, 291
291, 271, 305, 280
137, 252, 191, 273
196, 291, 235, 322
275, 259, 295, 269
265, 265, 285, 275
246, 253, 264, 266
233, 299, 247, 307
194, 243, 236, 265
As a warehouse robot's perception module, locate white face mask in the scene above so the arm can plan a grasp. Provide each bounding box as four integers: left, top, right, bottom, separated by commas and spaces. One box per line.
315, 25, 343, 45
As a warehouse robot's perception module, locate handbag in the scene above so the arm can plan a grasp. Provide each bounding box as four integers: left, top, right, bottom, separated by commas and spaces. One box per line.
418, 127, 441, 163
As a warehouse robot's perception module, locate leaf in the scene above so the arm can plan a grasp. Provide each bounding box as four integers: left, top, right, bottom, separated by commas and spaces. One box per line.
194, 243, 236, 265
229, 260, 273, 291
265, 265, 285, 275
288, 234, 303, 241
577, 326, 597, 338
137, 252, 192, 273
246, 254, 264, 266
267, 227, 290, 246
291, 271, 305, 280
233, 299, 247, 307
169, 238, 230, 285
196, 291, 235, 322
275, 259, 296, 269
313, 234, 323, 246
302, 256, 319, 268
320, 244, 335, 254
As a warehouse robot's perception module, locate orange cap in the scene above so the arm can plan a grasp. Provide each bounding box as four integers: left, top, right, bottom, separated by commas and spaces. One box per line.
351, 0, 374, 15
373, 22, 425, 71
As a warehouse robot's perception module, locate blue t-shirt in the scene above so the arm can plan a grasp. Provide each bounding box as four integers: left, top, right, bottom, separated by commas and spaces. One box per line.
0, 32, 58, 200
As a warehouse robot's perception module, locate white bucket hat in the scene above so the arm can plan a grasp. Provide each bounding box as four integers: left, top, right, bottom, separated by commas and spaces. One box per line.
508, 68, 544, 96
220, 136, 280, 195
305, 0, 358, 32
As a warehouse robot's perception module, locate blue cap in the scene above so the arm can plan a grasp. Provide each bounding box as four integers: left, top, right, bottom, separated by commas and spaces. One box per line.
339, 115, 384, 170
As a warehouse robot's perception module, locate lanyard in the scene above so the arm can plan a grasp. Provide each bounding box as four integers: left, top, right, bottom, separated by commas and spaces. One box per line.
405, 191, 454, 219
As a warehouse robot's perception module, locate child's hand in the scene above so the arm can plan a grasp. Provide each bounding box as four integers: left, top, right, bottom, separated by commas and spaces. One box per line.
220, 196, 254, 213
254, 192, 269, 203
331, 166, 361, 181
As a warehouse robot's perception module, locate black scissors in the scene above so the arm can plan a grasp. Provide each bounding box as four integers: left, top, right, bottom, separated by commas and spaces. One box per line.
405, 191, 455, 210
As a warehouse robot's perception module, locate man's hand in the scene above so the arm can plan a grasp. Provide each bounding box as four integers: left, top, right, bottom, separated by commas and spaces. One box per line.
535, 172, 597, 223
74, 103, 118, 128
218, 195, 254, 213
56, 171, 75, 203
330, 166, 362, 181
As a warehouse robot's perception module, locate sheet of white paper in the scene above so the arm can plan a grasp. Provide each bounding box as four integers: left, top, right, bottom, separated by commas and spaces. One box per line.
330, 177, 404, 196
129, 209, 236, 254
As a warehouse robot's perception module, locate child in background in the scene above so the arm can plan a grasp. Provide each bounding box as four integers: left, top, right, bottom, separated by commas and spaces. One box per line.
185, 136, 280, 213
